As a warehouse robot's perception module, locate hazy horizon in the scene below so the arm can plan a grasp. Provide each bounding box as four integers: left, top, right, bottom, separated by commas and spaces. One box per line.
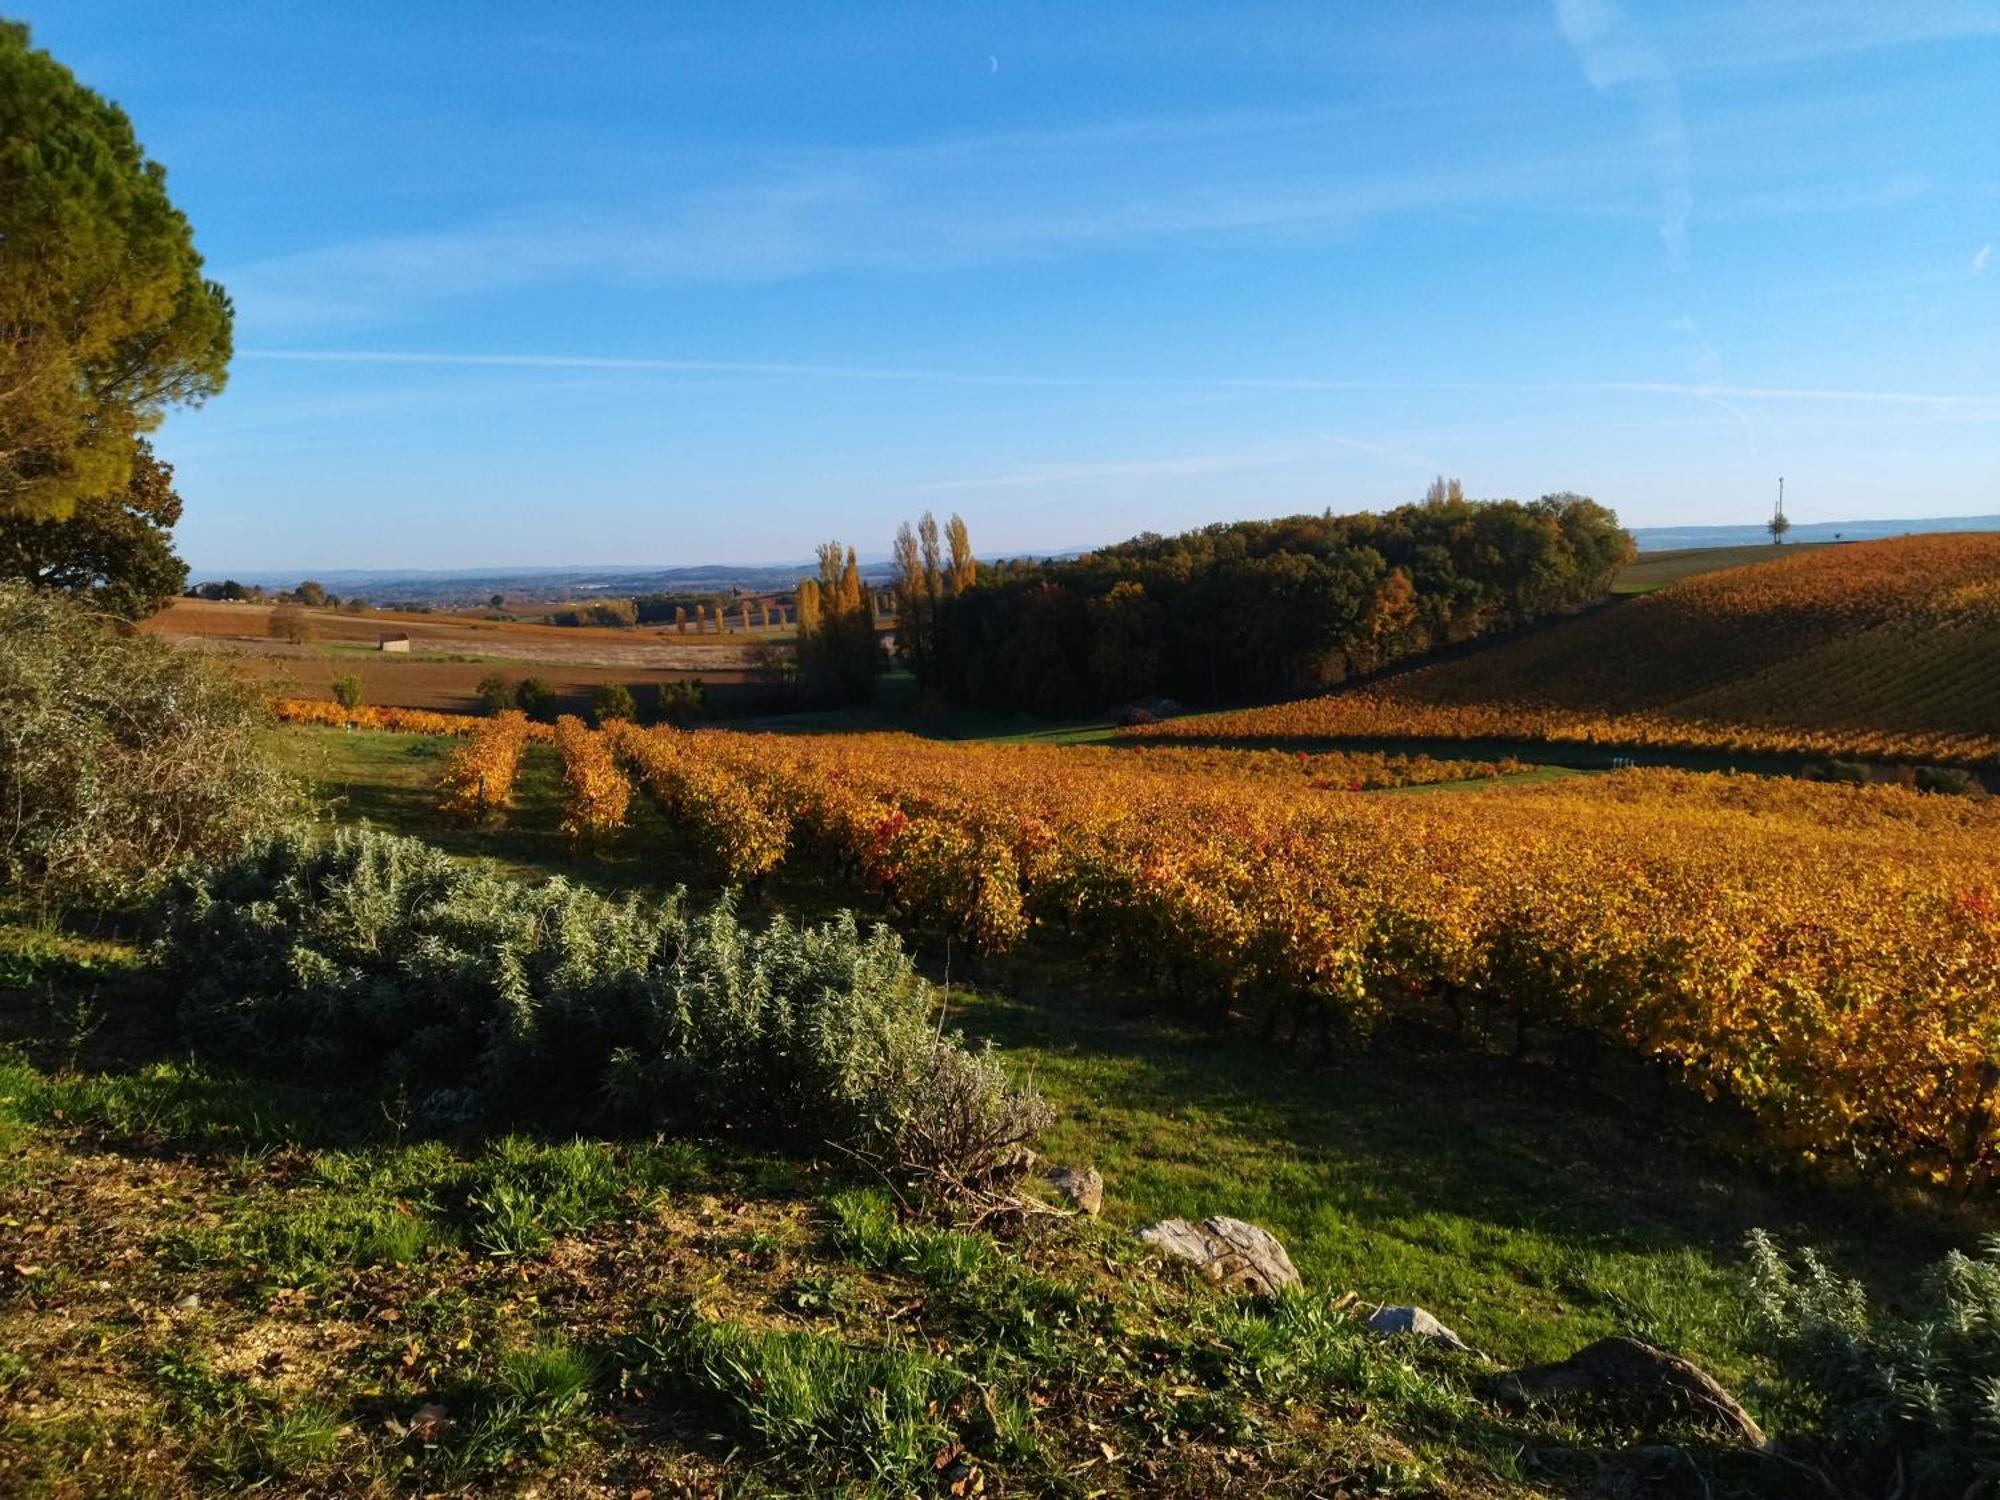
35, 2, 2000, 569
179, 512, 2000, 586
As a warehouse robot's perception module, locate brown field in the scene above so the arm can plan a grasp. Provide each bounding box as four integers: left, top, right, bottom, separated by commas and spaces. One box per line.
143, 597, 775, 713
145, 596, 777, 661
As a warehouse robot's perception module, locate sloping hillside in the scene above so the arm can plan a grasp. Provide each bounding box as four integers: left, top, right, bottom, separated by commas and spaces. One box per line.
1134, 533, 2000, 766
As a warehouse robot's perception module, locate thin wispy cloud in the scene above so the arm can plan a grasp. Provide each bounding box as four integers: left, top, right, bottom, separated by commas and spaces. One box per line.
1975, 242, 1993, 274
217, 104, 1632, 335
914, 434, 1443, 496
1591, 380, 2000, 408
1321, 435, 1442, 471
913, 449, 1289, 494
1662, 3, 2000, 78
1553, 0, 1692, 270
240, 347, 1084, 388
240, 349, 2000, 414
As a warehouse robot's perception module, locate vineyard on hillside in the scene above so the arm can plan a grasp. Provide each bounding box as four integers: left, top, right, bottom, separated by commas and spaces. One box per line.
359, 711, 2000, 1187
1130, 533, 2000, 767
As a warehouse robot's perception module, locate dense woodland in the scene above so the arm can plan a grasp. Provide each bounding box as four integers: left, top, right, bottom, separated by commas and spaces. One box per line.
931, 490, 1634, 713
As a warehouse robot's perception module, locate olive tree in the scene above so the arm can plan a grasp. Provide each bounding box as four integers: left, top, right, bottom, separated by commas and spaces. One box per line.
0, 584, 297, 911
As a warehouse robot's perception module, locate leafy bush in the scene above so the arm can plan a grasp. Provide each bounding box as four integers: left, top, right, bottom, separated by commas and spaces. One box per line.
266, 600, 309, 643
589, 681, 636, 725
656, 678, 705, 727
1744, 1230, 2000, 1492
1915, 766, 1980, 797
513, 676, 557, 721
159, 827, 1046, 1181
475, 673, 514, 715
330, 674, 363, 710
0, 583, 298, 911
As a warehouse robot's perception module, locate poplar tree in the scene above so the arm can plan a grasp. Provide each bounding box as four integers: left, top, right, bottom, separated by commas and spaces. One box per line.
946, 513, 977, 595
892, 521, 929, 678
890, 512, 977, 684
919, 513, 943, 605
796, 543, 879, 703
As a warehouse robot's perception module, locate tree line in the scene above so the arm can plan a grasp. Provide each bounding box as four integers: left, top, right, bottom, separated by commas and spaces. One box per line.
922, 486, 1633, 715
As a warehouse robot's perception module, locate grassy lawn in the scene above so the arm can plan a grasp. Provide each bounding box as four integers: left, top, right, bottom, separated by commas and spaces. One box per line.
954, 967, 1942, 1380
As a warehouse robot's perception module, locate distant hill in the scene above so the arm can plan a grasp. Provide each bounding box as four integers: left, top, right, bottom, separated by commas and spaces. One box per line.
1629, 514, 2000, 550
196, 516, 2000, 608
185, 561, 897, 610
185, 551, 1091, 610
1137, 532, 2000, 768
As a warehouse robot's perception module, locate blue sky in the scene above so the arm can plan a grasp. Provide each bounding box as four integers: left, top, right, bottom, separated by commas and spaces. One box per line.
29, 1, 2000, 570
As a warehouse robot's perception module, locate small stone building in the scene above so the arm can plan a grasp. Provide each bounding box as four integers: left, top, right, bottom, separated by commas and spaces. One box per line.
377, 633, 411, 653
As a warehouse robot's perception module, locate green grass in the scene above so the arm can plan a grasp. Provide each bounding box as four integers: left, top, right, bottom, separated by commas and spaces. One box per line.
263, 727, 678, 892
1610, 542, 1830, 595
951, 976, 1933, 1388
1374, 763, 1586, 795
161, 1133, 700, 1286
635, 1307, 969, 1490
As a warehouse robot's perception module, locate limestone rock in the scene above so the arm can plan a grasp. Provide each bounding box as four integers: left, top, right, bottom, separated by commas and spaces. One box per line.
1497, 1335, 1765, 1447
1045, 1164, 1103, 1217
1137, 1215, 1300, 1295
1366, 1305, 1470, 1351
408, 1402, 453, 1441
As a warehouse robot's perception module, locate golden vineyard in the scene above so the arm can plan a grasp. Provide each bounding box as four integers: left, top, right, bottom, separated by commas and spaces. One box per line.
298, 698, 2000, 1188
1132, 532, 2000, 767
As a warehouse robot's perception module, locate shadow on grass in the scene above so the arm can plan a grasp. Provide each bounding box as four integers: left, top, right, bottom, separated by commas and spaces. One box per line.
948, 953, 1964, 1368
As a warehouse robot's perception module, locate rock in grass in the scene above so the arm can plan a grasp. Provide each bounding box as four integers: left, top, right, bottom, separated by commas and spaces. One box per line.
408, 1402, 453, 1441
1137, 1216, 1300, 1294
1366, 1304, 1469, 1350
1045, 1164, 1103, 1216
1497, 1335, 1765, 1447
